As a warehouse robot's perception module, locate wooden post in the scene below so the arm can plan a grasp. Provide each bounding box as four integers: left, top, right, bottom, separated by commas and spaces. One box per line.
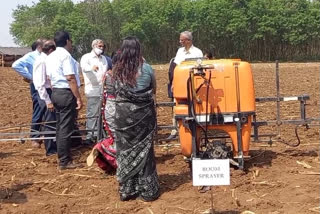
1, 54, 4, 67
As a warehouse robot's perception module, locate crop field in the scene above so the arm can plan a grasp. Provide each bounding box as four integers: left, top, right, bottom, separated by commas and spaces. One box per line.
0, 62, 319, 214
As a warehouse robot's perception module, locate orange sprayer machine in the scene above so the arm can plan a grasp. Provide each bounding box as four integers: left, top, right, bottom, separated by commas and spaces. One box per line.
172, 59, 255, 169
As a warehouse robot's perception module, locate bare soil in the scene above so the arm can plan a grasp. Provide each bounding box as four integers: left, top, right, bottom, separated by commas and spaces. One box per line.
0, 62, 319, 214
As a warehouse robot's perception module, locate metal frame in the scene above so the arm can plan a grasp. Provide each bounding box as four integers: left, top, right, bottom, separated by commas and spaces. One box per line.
155, 61, 320, 170
0, 62, 319, 157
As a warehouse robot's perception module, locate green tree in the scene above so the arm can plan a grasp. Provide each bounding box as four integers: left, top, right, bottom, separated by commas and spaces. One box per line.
9, 0, 320, 62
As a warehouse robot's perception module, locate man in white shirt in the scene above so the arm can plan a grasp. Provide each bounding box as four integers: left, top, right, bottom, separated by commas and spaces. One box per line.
80, 39, 108, 145
174, 31, 203, 65
46, 31, 83, 170
168, 31, 203, 140
33, 40, 57, 156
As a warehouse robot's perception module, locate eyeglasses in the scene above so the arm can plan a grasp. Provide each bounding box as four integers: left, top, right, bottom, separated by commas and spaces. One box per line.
180, 39, 190, 42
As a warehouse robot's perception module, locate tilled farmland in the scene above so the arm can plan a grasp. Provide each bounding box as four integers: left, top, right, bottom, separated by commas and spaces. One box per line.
0, 62, 319, 214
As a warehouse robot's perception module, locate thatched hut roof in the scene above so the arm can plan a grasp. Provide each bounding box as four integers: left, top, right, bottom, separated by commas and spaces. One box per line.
0, 47, 31, 56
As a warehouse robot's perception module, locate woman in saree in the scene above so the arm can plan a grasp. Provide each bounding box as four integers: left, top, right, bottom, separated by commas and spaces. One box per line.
113, 36, 160, 201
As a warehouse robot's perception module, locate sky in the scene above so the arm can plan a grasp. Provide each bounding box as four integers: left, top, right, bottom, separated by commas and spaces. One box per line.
0, 0, 81, 47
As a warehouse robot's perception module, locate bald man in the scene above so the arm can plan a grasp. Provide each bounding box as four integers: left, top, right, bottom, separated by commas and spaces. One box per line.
33, 40, 57, 156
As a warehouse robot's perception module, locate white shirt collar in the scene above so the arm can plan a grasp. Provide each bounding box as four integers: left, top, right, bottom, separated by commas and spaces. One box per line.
90, 50, 102, 59
56, 47, 71, 56
183, 45, 195, 54
40, 52, 48, 57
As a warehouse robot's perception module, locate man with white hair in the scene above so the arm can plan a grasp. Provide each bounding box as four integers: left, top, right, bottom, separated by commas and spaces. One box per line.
174, 31, 203, 65
80, 39, 108, 146
168, 31, 203, 140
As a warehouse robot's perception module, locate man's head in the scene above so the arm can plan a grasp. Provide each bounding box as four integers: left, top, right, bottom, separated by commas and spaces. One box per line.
179, 31, 193, 49
33, 39, 45, 52
54, 31, 72, 52
31, 42, 37, 51
91, 39, 104, 56
42, 40, 56, 55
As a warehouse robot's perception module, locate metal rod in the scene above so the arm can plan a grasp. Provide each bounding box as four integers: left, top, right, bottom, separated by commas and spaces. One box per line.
0, 116, 97, 131
234, 62, 244, 169
300, 100, 306, 121
275, 60, 281, 136
0, 129, 97, 137
0, 135, 82, 142
235, 63, 241, 112
253, 114, 258, 142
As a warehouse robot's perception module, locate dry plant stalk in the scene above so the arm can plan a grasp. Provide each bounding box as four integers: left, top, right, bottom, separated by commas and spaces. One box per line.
60, 173, 93, 178
308, 206, 320, 213
298, 171, 320, 175
41, 188, 79, 196
252, 181, 276, 186
30, 158, 36, 167
61, 188, 69, 194
147, 208, 154, 214
296, 161, 312, 169
33, 179, 56, 184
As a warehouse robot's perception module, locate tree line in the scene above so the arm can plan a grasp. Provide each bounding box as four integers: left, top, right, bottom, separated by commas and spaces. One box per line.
10, 0, 320, 63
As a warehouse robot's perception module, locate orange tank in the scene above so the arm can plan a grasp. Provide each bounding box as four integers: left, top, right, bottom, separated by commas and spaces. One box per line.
173, 59, 255, 162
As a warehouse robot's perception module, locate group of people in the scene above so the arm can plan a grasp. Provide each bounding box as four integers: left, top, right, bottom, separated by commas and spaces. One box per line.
12, 30, 208, 202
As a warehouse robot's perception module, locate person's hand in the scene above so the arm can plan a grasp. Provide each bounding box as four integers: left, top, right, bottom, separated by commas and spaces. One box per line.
23, 77, 31, 83
92, 65, 99, 72
76, 99, 83, 110
47, 103, 54, 112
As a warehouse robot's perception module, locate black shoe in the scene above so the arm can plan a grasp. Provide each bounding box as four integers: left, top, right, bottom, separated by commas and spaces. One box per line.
137, 193, 159, 202
46, 152, 57, 156
71, 137, 83, 148
58, 162, 83, 170
82, 139, 94, 147
120, 193, 139, 201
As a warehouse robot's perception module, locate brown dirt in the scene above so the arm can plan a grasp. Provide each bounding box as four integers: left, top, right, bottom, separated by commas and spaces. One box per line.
0, 62, 319, 214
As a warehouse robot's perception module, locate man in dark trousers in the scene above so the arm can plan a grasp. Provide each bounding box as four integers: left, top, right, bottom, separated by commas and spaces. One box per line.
46, 31, 83, 170
12, 39, 45, 148
33, 40, 57, 156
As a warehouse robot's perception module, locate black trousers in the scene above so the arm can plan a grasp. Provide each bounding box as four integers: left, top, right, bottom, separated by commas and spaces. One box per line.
38, 88, 57, 155
30, 83, 47, 138
51, 88, 77, 166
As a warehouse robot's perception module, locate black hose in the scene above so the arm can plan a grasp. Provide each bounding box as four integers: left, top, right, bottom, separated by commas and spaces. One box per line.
204, 70, 212, 148
187, 71, 205, 133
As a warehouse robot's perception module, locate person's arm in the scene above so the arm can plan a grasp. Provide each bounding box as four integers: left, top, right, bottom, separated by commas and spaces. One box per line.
168, 58, 176, 98
63, 55, 83, 110
66, 74, 82, 110
151, 68, 157, 95
80, 54, 98, 73
33, 61, 53, 110
173, 48, 182, 65
198, 49, 204, 57
12, 53, 33, 80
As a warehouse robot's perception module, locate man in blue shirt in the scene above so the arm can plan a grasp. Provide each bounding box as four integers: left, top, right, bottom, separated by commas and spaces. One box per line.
102, 44, 112, 69
12, 40, 45, 148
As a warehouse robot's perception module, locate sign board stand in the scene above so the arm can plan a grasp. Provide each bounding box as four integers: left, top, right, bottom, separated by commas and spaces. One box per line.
192, 159, 230, 213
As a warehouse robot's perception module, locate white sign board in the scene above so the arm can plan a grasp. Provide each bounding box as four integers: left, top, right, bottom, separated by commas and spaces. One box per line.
192, 159, 230, 186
